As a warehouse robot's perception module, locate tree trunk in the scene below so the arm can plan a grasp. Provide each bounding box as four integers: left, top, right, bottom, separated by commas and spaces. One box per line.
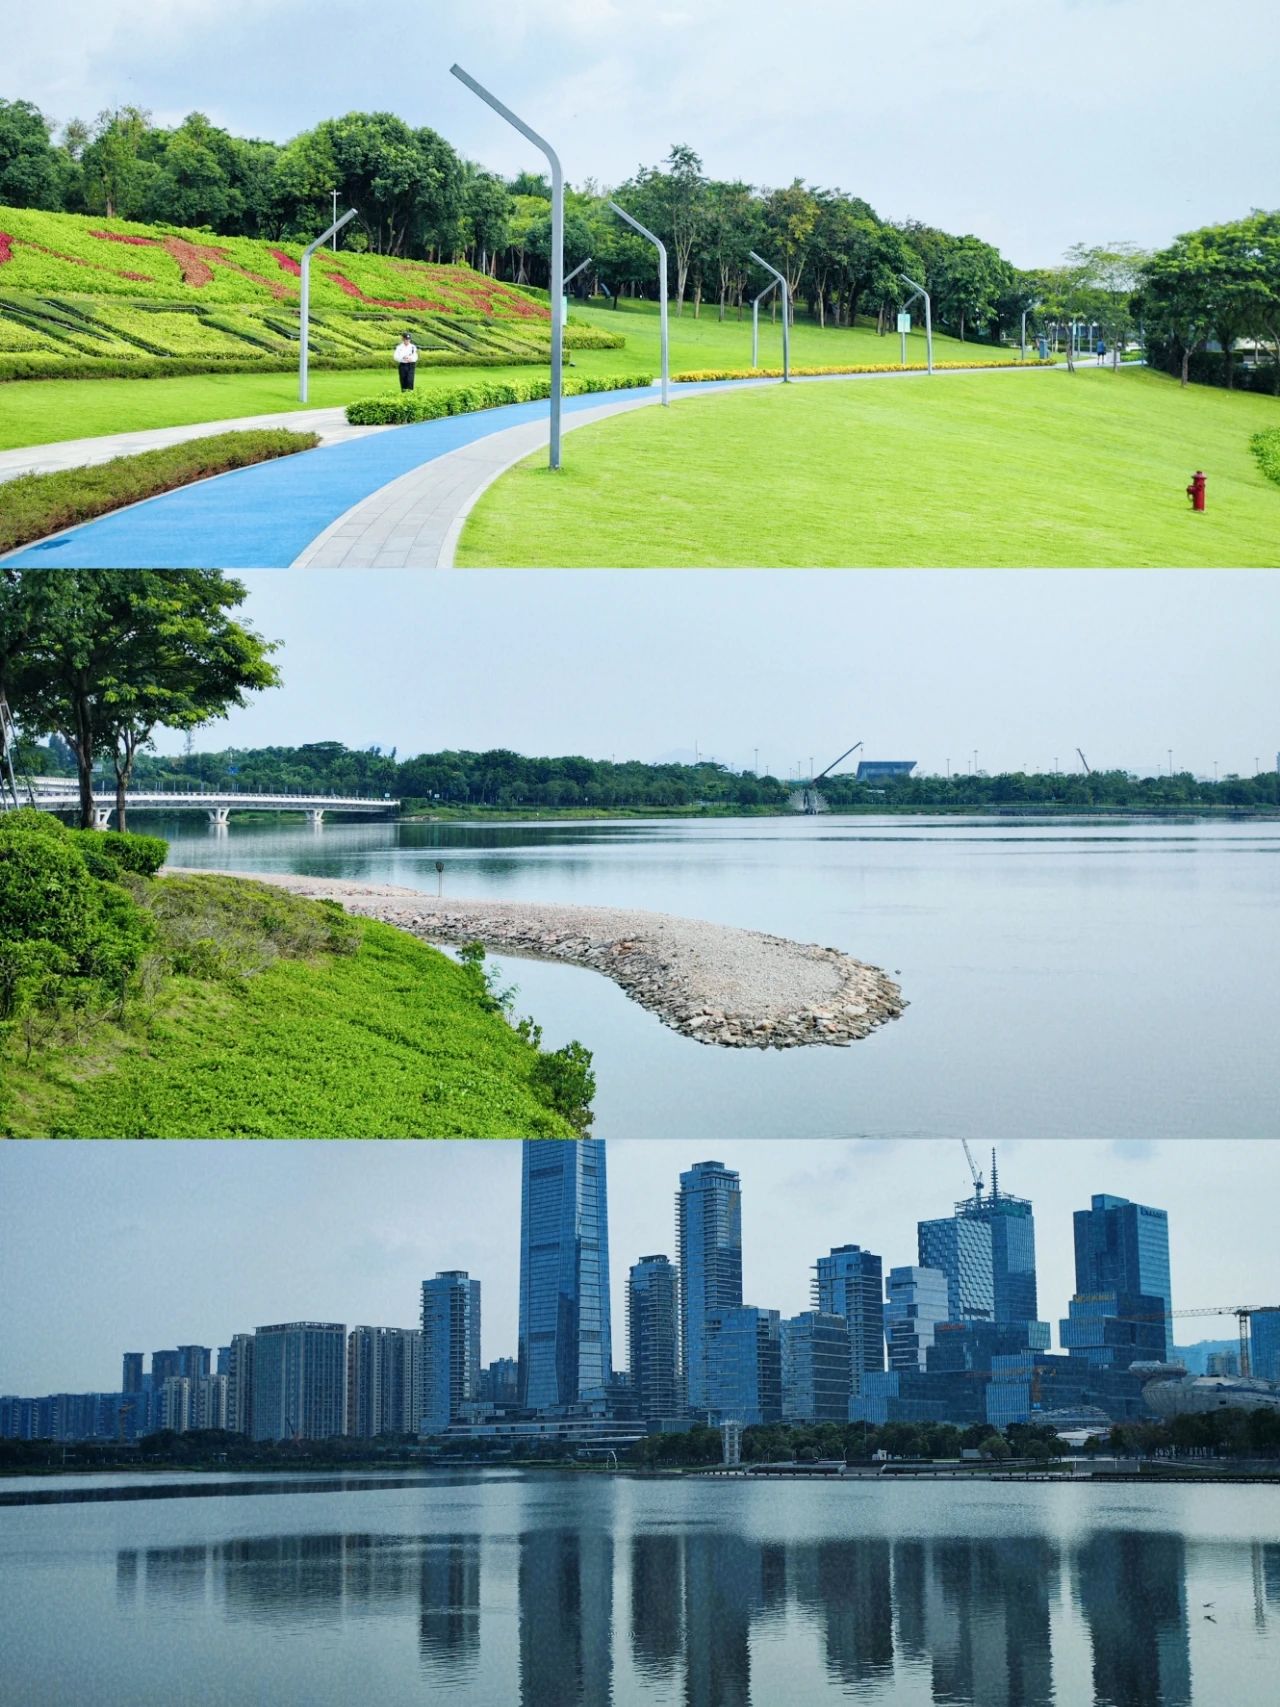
959, 310, 966, 341
115, 764, 128, 833
71, 693, 95, 830
1180, 347, 1190, 387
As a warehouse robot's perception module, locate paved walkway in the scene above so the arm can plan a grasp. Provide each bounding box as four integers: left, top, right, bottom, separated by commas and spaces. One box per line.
0, 407, 386, 485
3, 362, 1075, 569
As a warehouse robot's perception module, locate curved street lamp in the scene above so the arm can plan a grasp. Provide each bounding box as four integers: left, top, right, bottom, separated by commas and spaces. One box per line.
608, 202, 669, 405
299, 207, 358, 402
748, 251, 789, 380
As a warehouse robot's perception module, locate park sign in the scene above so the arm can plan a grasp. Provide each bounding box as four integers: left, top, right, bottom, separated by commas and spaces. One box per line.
897, 311, 912, 334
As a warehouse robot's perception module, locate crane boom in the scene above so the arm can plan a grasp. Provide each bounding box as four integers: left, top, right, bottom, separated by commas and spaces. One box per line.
1171, 1305, 1264, 1378
959, 1139, 984, 1201
1076, 747, 1091, 775
812, 741, 863, 785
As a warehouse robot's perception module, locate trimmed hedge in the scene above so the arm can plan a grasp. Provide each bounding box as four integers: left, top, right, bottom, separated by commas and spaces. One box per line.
672, 360, 1054, 381
1252, 429, 1280, 488
0, 429, 319, 554
0, 350, 548, 383
345, 372, 653, 425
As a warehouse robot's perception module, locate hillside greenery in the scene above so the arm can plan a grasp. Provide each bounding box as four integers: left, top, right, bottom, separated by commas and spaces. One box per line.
0, 811, 591, 1138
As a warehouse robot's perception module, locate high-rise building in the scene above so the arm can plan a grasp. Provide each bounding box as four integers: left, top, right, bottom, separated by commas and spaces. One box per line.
885, 1266, 950, 1372
677, 1161, 743, 1415
251, 1323, 346, 1442
704, 1306, 782, 1426
814, 1245, 885, 1393
159, 1375, 191, 1433
421, 1274, 481, 1435
958, 1178, 1039, 1327
917, 1215, 994, 1323
226, 1333, 255, 1436
518, 1139, 612, 1411
121, 1353, 143, 1395
215, 1346, 231, 1376
150, 1349, 182, 1391
347, 1326, 422, 1438
479, 1357, 519, 1407
177, 1345, 212, 1382
1251, 1308, 1280, 1383
628, 1255, 682, 1422
781, 1311, 852, 1423
1071, 1194, 1172, 1360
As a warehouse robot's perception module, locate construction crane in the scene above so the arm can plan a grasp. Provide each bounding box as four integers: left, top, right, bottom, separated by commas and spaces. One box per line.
1076, 748, 1091, 775
1172, 1306, 1267, 1378
960, 1139, 984, 1203
800, 742, 862, 814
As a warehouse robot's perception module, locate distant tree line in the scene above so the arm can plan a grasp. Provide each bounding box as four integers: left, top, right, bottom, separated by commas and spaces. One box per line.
19, 738, 1278, 814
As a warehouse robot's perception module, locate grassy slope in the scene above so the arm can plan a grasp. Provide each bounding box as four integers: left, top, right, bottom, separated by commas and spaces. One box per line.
458, 365, 1280, 568
3, 875, 577, 1139
0, 299, 1014, 451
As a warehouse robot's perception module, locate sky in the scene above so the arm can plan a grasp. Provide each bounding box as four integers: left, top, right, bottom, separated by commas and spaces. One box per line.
2, 1138, 1277, 1394
145, 569, 1280, 780
7, 0, 1278, 268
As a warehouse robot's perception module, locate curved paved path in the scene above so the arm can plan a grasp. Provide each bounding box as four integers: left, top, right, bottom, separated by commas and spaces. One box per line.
3, 363, 1070, 569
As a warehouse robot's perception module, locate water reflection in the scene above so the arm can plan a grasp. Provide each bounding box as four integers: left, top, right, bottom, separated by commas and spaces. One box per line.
107, 1520, 1275, 1705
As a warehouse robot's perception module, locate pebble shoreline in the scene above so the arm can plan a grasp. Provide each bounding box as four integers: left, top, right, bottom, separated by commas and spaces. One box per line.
188, 872, 907, 1050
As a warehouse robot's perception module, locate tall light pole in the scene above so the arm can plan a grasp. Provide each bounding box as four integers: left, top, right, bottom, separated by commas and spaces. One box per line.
452, 65, 564, 468
609, 202, 668, 405
900, 275, 933, 374
752, 277, 778, 369
749, 251, 789, 380
300, 206, 357, 402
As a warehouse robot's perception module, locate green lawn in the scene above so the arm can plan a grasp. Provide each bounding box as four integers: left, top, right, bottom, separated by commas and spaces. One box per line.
3, 873, 581, 1139
457, 366, 1280, 568
0, 299, 1015, 451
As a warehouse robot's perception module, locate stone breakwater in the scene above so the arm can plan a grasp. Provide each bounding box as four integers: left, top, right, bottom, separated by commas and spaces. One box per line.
198, 873, 907, 1050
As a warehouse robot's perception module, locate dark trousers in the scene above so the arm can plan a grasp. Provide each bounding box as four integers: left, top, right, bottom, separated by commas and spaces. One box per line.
398, 362, 416, 391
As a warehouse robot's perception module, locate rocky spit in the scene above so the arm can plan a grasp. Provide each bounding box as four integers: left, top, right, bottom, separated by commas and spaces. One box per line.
192, 872, 907, 1050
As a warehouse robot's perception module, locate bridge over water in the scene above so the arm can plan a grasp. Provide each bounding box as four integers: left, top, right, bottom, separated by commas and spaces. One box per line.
10, 780, 400, 828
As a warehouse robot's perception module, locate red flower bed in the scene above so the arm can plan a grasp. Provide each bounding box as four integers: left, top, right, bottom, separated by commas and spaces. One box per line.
270, 248, 302, 277
90, 229, 160, 247
120, 271, 150, 281
324, 270, 443, 311
0, 233, 12, 265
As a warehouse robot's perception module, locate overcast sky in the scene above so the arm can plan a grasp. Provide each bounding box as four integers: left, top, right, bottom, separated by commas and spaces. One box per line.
144, 570, 1280, 780
7, 0, 1276, 267
2, 1139, 1276, 1393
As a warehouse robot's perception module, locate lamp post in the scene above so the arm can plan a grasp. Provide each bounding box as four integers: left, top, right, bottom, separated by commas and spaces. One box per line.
751, 278, 778, 369
609, 202, 668, 405
452, 65, 564, 468
748, 252, 789, 380
899, 275, 933, 374
299, 206, 357, 402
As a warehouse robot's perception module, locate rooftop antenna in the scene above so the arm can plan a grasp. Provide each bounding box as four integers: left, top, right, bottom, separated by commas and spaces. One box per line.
990, 1148, 999, 1200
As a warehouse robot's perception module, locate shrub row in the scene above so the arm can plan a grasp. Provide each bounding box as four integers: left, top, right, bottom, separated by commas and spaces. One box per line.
1252, 429, 1280, 488
672, 360, 1054, 381
0, 429, 319, 554
0, 350, 549, 384
345, 372, 653, 425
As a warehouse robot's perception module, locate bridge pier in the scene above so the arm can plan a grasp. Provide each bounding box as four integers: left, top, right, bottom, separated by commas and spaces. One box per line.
306, 809, 325, 828
207, 807, 230, 827
92, 806, 113, 829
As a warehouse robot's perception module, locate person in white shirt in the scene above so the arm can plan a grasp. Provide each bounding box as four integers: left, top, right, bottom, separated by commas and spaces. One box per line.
394, 333, 419, 391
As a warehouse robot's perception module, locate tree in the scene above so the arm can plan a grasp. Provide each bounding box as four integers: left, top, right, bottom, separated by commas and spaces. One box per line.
761, 180, 819, 320
0, 99, 62, 209
0, 572, 280, 830
81, 106, 154, 219
935, 236, 1010, 342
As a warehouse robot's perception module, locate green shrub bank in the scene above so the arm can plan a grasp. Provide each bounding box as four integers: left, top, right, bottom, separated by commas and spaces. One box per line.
345, 371, 653, 424
0, 812, 590, 1137
0, 429, 318, 554
1251, 428, 1280, 486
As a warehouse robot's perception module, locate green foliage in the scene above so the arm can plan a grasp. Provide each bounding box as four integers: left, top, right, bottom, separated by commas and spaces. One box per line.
0, 828, 101, 959
1250, 429, 1280, 486
345, 371, 652, 424
0, 428, 317, 553
530, 1040, 597, 1133
73, 828, 167, 878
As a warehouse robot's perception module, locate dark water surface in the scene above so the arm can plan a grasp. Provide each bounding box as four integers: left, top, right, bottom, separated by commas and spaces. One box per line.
149, 813, 1280, 1138
2, 1470, 1276, 1705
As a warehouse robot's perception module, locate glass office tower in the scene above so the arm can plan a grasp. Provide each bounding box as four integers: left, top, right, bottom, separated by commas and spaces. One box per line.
250, 1322, 346, 1441
518, 1139, 612, 1410
1072, 1194, 1172, 1359
705, 1306, 782, 1426
1250, 1309, 1280, 1382
959, 1190, 1039, 1326
677, 1161, 743, 1415
628, 1255, 682, 1422
813, 1244, 885, 1393
781, 1311, 852, 1423
917, 1214, 995, 1322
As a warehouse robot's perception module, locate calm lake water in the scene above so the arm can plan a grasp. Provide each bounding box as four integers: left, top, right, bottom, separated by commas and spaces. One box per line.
2, 1470, 1276, 1705
148, 813, 1280, 1139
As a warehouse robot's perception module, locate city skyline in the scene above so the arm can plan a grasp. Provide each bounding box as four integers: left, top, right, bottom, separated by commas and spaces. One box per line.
3, 1140, 1277, 1395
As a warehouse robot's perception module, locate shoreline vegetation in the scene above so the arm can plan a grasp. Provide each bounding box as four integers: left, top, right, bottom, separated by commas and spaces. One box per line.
0, 812, 593, 1138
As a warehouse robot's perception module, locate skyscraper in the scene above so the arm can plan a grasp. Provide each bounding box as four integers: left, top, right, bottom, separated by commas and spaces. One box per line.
1070, 1194, 1173, 1361
348, 1326, 423, 1438
121, 1353, 143, 1395
1251, 1308, 1280, 1383
518, 1140, 612, 1411
814, 1245, 885, 1393
677, 1160, 743, 1415
226, 1332, 255, 1436
885, 1266, 950, 1372
705, 1306, 782, 1426
628, 1255, 682, 1422
781, 1311, 852, 1423
251, 1322, 346, 1441
960, 1184, 1039, 1327
421, 1275, 481, 1435
917, 1214, 994, 1323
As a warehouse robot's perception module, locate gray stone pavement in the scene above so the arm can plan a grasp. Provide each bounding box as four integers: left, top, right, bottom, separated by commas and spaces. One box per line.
0, 407, 389, 485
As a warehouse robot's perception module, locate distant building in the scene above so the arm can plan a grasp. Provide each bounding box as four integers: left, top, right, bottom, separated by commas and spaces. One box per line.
347, 1326, 422, 1438
704, 1307, 781, 1427
479, 1357, 519, 1407
628, 1255, 682, 1423
422, 1273, 481, 1436
518, 1139, 612, 1411
1073, 1194, 1172, 1358
918, 1214, 994, 1323
251, 1322, 346, 1442
1205, 1350, 1239, 1378
781, 1311, 851, 1424
226, 1333, 255, 1436
813, 1245, 885, 1393
1251, 1309, 1280, 1383
855, 761, 916, 781
1059, 1291, 1169, 1368
677, 1161, 743, 1416
121, 1353, 143, 1396
885, 1266, 950, 1372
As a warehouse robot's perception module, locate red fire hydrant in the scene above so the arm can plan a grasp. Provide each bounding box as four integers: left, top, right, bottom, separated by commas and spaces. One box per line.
1186, 470, 1207, 511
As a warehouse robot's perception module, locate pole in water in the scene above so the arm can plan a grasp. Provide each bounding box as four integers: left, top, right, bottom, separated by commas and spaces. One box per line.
436, 859, 444, 898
